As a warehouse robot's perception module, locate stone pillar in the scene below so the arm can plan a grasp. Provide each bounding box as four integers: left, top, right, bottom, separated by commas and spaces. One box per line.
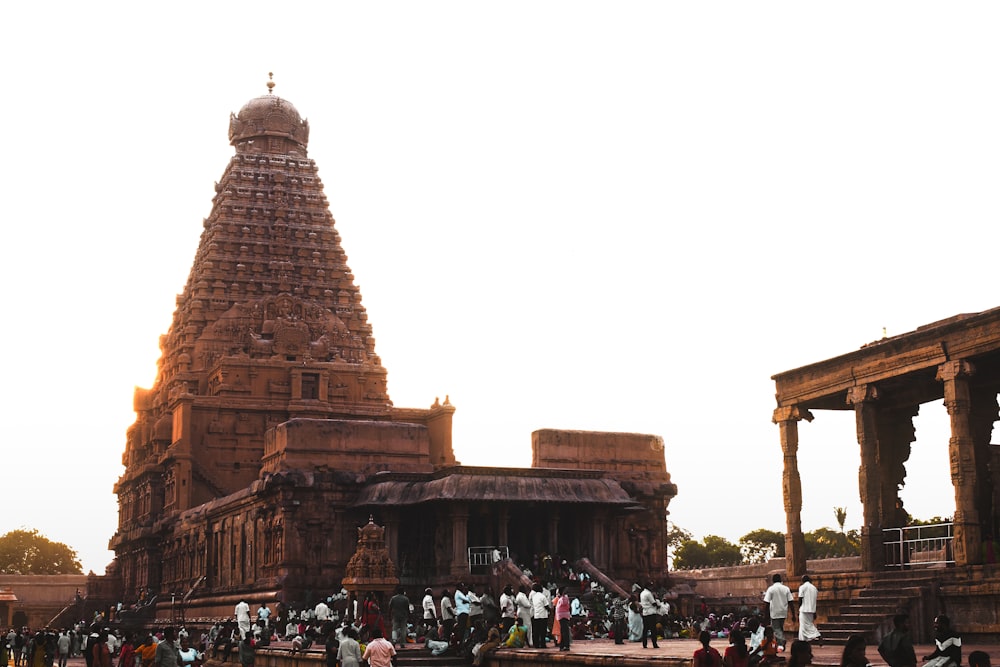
497, 508, 509, 551
937, 360, 982, 566
549, 510, 560, 555
450, 508, 469, 577
773, 405, 813, 579
847, 384, 884, 571
875, 406, 919, 529
384, 514, 400, 570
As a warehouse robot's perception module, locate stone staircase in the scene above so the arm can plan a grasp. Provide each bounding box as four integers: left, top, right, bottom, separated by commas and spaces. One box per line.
822, 570, 938, 645
394, 647, 468, 667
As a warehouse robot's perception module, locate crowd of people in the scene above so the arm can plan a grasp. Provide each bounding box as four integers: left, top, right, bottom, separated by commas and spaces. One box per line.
3, 574, 988, 667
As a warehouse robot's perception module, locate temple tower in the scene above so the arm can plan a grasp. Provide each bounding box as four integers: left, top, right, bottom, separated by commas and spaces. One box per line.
111, 78, 456, 597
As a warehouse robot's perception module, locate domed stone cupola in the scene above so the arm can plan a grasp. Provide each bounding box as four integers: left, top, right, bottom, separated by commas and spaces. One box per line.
229, 72, 310, 156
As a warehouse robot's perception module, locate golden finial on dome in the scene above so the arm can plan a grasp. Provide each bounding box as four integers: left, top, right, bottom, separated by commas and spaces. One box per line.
266, 72, 275, 94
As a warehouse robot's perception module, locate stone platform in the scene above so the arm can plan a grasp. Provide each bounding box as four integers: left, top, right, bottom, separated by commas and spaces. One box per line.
249, 637, 998, 667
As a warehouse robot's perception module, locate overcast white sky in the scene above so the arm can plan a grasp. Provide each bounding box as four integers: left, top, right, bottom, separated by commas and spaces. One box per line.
1, 2, 997, 574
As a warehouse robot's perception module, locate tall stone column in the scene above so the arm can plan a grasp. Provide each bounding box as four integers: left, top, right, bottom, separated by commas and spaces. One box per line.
497, 507, 509, 550
773, 405, 813, 578
937, 360, 982, 566
450, 508, 470, 577
847, 384, 883, 571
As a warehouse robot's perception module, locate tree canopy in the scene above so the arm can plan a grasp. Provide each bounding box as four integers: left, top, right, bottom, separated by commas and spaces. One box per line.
0, 529, 82, 574
673, 534, 742, 569
739, 529, 785, 564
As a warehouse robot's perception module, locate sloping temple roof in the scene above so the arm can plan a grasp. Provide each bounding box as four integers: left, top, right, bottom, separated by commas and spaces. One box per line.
353, 470, 641, 507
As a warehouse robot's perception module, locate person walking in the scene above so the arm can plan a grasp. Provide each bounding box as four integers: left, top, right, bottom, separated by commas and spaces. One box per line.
763, 574, 794, 649
361, 628, 395, 667
388, 586, 410, 649
797, 575, 822, 645
336, 627, 362, 667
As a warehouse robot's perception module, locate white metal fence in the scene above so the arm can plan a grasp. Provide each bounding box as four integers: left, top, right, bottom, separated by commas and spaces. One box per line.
468, 545, 509, 572
883, 522, 954, 568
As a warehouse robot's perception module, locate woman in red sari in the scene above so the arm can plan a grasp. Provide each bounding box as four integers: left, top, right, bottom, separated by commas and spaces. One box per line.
361, 592, 386, 640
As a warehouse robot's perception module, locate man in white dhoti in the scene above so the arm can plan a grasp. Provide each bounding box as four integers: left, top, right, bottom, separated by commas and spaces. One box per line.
797, 575, 822, 644
235, 599, 251, 639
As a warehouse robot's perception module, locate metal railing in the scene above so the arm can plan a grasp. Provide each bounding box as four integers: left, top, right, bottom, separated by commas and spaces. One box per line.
468, 545, 509, 572
883, 522, 954, 568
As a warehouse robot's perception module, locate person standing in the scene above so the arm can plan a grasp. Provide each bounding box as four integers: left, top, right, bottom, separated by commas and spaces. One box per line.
514, 585, 532, 647
361, 628, 395, 667
878, 614, 917, 667
420, 588, 437, 637
797, 575, 822, 645
528, 583, 549, 649
639, 582, 660, 649
56, 631, 71, 667
337, 627, 362, 667
90, 632, 111, 667
499, 585, 517, 634
763, 574, 794, 649
610, 593, 629, 645
388, 586, 410, 649
440, 589, 455, 641
454, 583, 471, 641
553, 587, 571, 652
153, 628, 179, 667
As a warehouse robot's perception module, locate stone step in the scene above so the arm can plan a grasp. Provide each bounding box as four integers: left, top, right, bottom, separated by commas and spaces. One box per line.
395, 648, 467, 667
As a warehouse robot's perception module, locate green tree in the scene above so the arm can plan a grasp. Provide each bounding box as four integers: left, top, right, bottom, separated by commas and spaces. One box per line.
739, 529, 785, 564
666, 524, 693, 552
803, 527, 860, 558
0, 529, 82, 574
834, 507, 847, 533
673, 535, 742, 569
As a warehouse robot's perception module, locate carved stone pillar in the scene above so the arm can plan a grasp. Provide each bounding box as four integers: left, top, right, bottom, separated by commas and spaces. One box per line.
450, 508, 469, 577
847, 384, 883, 571
384, 514, 400, 570
937, 360, 982, 566
875, 405, 920, 528
773, 405, 813, 579
549, 510, 560, 555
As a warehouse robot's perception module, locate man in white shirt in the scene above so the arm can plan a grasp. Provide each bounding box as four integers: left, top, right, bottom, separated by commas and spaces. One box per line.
421, 588, 437, 636
235, 599, 251, 639
314, 599, 331, 623
639, 582, 660, 649
763, 574, 794, 648
797, 575, 822, 644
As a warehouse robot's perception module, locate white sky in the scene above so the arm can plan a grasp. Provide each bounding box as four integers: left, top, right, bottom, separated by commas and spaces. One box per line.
1, 2, 997, 575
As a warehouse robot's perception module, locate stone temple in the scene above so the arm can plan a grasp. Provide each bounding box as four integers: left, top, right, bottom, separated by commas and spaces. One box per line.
108, 79, 677, 617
